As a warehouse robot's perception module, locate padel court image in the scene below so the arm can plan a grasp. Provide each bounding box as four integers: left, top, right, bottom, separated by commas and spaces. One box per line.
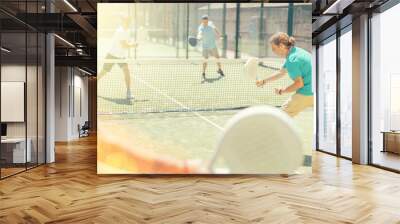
97, 3, 314, 174
2, 1, 400, 223
97, 59, 314, 174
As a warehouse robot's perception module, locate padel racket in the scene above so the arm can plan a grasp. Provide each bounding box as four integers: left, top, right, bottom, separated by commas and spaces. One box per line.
244, 57, 259, 81
244, 58, 282, 81
188, 36, 198, 47
207, 106, 304, 174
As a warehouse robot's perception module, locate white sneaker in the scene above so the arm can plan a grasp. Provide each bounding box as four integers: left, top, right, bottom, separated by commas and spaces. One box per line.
126, 90, 134, 100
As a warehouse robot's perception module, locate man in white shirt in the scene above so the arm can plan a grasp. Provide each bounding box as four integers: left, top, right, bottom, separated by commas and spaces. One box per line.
197, 15, 224, 80
98, 14, 137, 100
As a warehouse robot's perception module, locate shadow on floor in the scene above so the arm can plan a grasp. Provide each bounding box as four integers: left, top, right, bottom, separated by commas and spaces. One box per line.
201, 75, 224, 84
98, 96, 149, 105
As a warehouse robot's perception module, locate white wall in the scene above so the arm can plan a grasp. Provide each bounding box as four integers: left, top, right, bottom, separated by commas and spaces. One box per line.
1, 65, 28, 138
55, 67, 70, 141
55, 67, 89, 141
71, 73, 89, 138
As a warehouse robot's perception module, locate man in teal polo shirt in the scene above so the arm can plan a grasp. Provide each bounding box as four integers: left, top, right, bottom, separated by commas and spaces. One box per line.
256, 32, 313, 117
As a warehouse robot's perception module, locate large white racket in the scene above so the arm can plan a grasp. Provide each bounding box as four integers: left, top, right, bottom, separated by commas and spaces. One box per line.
207, 106, 303, 174
244, 57, 260, 81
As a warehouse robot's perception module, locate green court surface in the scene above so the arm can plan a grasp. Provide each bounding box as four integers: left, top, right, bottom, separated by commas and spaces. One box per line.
97, 58, 313, 172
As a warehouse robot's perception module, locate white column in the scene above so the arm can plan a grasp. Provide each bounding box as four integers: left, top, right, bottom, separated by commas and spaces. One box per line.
45, 0, 56, 163
46, 33, 55, 163
352, 14, 369, 164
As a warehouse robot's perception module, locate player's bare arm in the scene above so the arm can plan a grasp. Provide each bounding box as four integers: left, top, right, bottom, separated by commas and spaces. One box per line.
214, 27, 222, 39
275, 76, 304, 95
197, 30, 203, 40
256, 68, 287, 87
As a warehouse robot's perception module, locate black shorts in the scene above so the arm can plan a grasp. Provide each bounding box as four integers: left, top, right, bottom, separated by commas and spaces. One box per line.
101, 54, 129, 72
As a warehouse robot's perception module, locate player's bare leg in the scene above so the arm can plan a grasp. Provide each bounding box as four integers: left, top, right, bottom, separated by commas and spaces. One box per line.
97, 69, 107, 80
98, 63, 112, 80
215, 53, 224, 77
202, 61, 207, 80
122, 65, 133, 100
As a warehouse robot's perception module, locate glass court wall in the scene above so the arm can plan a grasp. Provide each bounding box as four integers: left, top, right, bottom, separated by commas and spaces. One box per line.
98, 3, 311, 60
238, 3, 311, 59
0, 1, 46, 179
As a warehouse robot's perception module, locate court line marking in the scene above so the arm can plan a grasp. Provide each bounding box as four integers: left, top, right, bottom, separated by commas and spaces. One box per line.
133, 75, 224, 131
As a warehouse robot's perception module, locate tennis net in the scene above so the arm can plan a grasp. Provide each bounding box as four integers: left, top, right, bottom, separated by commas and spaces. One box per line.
97, 58, 292, 115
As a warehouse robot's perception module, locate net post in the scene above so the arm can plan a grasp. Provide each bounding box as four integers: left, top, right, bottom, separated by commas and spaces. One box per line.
128, 6, 132, 60
222, 3, 227, 58
288, 3, 294, 36
176, 4, 180, 58
258, 2, 264, 58
134, 4, 137, 59
235, 2, 240, 59
186, 3, 189, 59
